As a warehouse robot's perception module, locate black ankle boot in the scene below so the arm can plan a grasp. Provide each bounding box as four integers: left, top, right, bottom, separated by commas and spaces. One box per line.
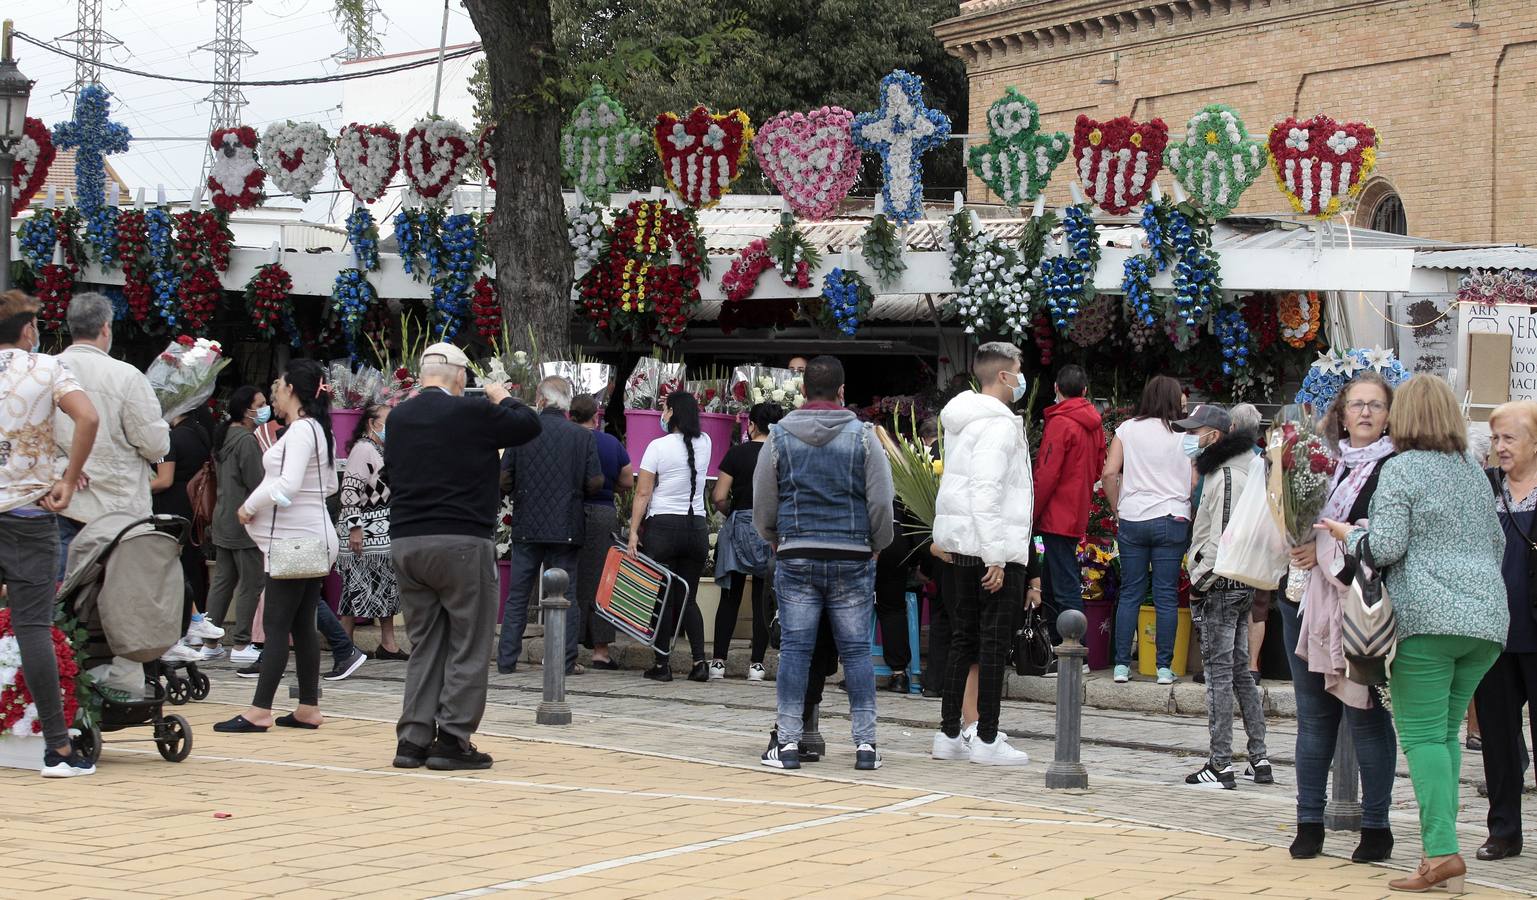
1290, 822, 1325, 859
643, 662, 673, 682
688, 660, 710, 682
1351, 827, 1393, 863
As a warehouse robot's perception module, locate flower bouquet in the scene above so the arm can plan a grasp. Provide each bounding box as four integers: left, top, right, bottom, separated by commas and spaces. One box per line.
1078, 540, 1119, 602
0, 608, 86, 745
146, 337, 230, 421
540, 358, 615, 408
325, 361, 386, 410
747, 368, 805, 410
623, 356, 685, 411
1267, 417, 1337, 602
877, 418, 942, 538
494, 494, 515, 559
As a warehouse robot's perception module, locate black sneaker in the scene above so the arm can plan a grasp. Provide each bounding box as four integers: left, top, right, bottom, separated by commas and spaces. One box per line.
855, 743, 882, 771
762, 740, 800, 770
426, 737, 493, 771
643, 663, 673, 682
41, 747, 96, 778
1185, 762, 1237, 790
235, 659, 262, 678
887, 672, 909, 694
768, 728, 820, 763
323, 649, 367, 681
393, 739, 430, 769
1245, 759, 1274, 785
687, 660, 709, 682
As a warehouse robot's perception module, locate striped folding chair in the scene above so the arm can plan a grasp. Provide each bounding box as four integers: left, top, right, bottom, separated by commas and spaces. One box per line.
594, 545, 689, 656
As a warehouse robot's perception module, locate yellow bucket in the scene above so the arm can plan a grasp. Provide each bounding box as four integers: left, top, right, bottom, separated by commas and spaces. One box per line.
1137, 606, 1193, 677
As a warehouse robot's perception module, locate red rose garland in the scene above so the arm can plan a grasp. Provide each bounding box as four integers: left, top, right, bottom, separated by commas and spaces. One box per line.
243, 262, 292, 335
173, 210, 233, 333
478, 125, 497, 190
36, 265, 73, 332
1239, 293, 1280, 353
575, 199, 704, 346
721, 239, 776, 303
116, 208, 152, 322
0, 608, 80, 736
471, 274, 500, 344
206, 125, 265, 212
1032, 313, 1055, 366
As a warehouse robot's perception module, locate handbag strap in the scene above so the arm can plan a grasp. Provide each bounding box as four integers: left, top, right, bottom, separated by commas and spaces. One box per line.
1497, 470, 1537, 551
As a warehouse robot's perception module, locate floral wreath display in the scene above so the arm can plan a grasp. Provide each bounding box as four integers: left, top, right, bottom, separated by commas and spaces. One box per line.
967, 88, 1069, 209
1041, 204, 1099, 328
766, 212, 820, 289
262, 121, 330, 202
568, 202, 606, 271
17, 209, 60, 270
11, 117, 56, 210
145, 209, 178, 328
1459, 269, 1537, 306
206, 126, 265, 212
243, 262, 293, 336
1267, 115, 1378, 219
1072, 115, 1169, 216
116, 209, 153, 323
1033, 313, 1056, 366
52, 84, 132, 217
1278, 290, 1322, 347
346, 206, 380, 271
1295, 346, 1409, 409
860, 213, 905, 286
853, 70, 952, 227
403, 117, 475, 208
85, 206, 118, 269
335, 123, 402, 203
394, 208, 437, 280
1212, 306, 1252, 376
331, 269, 377, 356
477, 124, 497, 190
171, 210, 232, 333
815, 267, 875, 336
948, 212, 1035, 338
1066, 291, 1114, 346
654, 106, 754, 209
1239, 293, 1281, 353
561, 82, 645, 203
470, 274, 500, 344
752, 106, 861, 221
0, 608, 82, 738
36, 264, 74, 333
574, 199, 705, 345
1167, 204, 1220, 329
1165, 104, 1265, 220
429, 212, 479, 340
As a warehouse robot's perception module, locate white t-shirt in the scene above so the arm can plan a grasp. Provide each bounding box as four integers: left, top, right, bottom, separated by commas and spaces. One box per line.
0, 350, 82, 513
1115, 417, 1192, 523
640, 432, 712, 517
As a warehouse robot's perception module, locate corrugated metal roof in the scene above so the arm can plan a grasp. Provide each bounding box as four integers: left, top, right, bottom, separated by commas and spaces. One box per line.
1412, 248, 1537, 271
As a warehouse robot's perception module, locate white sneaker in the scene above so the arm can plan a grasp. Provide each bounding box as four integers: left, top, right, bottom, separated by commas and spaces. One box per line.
747, 663, 767, 682
969, 734, 1030, 766
1113, 665, 1131, 683
185, 618, 225, 641
961, 722, 1009, 745
199, 645, 227, 661
708, 659, 726, 681
229, 644, 261, 663
1156, 667, 1176, 685
931, 731, 970, 760
161, 643, 201, 664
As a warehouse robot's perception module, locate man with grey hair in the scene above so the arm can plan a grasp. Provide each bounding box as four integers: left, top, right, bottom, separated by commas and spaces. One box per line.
387, 342, 541, 770
53, 292, 170, 575
496, 374, 603, 675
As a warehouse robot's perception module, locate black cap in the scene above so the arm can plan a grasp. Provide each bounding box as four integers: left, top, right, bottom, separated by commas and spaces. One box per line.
1172, 404, 1231, 434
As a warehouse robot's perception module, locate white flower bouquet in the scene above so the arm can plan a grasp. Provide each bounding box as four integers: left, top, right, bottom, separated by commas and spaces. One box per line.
326, 361, 386, 410
624, 357, 686, 410
147, 336, 231, 421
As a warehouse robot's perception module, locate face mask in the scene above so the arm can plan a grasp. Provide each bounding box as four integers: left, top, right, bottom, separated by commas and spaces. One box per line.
253, 406, 272, 426
1182, 433, 1207, 459
375, 426, 386, 442
29, 325, 40, 353
1005, 372, 1028, 404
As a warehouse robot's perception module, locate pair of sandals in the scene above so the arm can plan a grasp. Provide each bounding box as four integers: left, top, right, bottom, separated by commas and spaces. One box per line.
213, 713, 321, 733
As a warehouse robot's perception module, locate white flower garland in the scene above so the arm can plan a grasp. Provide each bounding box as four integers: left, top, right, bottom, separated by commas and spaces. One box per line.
568, 202, 606, 272
262, 121, 330, 202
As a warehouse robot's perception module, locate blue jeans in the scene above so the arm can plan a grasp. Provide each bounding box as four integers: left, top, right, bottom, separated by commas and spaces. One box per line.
497, 542, 580, 672
57, 516, 83, 583
1040, 532, 1084, 626
1114, 515, 1189, 669
316, 596, 358, 666
773, 557, 877, 746
1278, 597, 1397, 828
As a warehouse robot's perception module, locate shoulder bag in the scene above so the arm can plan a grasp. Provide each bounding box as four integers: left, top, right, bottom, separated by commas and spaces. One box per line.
1340, 532, 1396, 686
268, 420, 332, 579
1010, 604, 1054, 677
186, 458, 218, 547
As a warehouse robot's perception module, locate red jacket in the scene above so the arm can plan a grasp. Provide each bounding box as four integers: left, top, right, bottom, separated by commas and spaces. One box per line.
1033, 397, 1106, 539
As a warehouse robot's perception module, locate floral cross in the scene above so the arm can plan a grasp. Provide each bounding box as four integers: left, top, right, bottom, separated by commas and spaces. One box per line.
853, 70, 951, 226
52, 84, 131, 216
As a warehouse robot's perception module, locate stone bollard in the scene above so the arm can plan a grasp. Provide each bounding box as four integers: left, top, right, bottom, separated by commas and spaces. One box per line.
1045, 609, 1089, 790
536, 568, 572, 726
1324, 729, 1363, 831
801, 704, 826, 759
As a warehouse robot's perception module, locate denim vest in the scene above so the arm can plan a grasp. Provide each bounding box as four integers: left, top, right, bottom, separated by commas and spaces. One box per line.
771, 418, 871, 550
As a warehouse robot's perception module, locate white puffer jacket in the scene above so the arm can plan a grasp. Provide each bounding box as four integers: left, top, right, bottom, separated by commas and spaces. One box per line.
932, 390, 1033, 567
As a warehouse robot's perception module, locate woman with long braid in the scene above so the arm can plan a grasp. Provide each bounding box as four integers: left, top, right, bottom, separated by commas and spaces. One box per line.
627, 391, 712, 682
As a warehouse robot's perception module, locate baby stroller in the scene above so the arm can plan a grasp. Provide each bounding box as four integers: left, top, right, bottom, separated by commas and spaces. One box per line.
57, 512, 196, 764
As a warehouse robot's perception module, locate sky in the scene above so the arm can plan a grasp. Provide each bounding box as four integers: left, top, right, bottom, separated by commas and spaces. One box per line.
15, 0, 480, 210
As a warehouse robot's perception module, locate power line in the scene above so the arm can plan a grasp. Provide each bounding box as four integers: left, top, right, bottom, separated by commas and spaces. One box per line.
12, 31, 480, 87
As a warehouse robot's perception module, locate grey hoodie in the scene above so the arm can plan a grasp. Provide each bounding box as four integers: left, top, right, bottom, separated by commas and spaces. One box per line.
751, 406, 895, 554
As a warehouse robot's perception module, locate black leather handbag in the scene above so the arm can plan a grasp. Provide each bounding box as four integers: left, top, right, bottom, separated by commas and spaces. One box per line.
1011, 605, 1054, 677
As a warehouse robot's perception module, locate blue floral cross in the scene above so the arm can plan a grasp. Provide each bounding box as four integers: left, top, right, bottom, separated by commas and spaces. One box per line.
52, 84, 132, 216
853, 70, 951, 227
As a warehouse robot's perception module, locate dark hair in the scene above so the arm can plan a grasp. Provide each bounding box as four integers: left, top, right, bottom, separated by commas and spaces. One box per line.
1134, 375, 1184, 427
1056, 365, 1088, 399
214, 385, 262, 452
284, 358, 334, 464
354, 401, 384, 446
918, 417, 939, 441
665, 391, 704, 515
1322, 371, 1393, 447
803, 355, 844, 401
0, 290, 40, 345
749, 402, 784, 435
570, 394, 600, 424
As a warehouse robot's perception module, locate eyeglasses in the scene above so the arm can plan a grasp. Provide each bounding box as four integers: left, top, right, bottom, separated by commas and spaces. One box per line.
1346, 401, 1387, 414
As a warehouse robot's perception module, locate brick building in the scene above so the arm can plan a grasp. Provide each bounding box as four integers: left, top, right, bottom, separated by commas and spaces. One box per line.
934, 0, 1537, 244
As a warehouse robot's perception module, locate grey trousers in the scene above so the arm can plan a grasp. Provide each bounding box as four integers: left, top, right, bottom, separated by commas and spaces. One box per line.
393, 534, 498, 749
207, 545, 264, 646
1196, 582, 1268, 770
0, 513, 69, 750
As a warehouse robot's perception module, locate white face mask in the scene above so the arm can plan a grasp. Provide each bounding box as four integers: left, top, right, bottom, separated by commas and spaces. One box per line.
1004, 371, 1028, 404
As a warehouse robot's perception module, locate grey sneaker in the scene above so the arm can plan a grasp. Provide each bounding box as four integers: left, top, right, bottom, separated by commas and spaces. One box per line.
323, 649, 367, 681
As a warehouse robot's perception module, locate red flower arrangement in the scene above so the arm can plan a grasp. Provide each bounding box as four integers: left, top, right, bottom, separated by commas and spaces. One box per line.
1266, 115, 1378, 220
243, 262, 292, 335
206, 125, 265, 212
1239, 293, 1280, 353
0, 608, 81, 737
653, 106, 754, 209
11, 117, 56, 210
116, 209, 152, 323
478, 124, 497, 190
1072, 115, 1169, 215
1032, 313, 1055, 366
35, 264, 73, 332
471, 274, 500, 344
575, 199, 704, 347
172, 210, 231, 333
721, 239, 775, 303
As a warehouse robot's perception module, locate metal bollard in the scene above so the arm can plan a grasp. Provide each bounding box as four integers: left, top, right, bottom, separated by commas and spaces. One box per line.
1045, 609, 1089, 790
801, 704, 826, 759
1324, 729, 1363, 831
536, 568, 572, 726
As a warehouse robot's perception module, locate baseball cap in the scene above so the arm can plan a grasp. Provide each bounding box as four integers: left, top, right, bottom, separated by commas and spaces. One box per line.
1171, 404, 1231, 433
420, 342, 469, 369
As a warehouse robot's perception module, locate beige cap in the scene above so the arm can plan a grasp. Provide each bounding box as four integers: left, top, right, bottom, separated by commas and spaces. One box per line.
420, 342, 470, 369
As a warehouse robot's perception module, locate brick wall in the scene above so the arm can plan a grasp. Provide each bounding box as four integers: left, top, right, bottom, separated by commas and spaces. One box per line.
936, 0, 1537, 244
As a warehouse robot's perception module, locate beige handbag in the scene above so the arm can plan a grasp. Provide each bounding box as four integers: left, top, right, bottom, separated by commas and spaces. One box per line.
267, 420, 331, 579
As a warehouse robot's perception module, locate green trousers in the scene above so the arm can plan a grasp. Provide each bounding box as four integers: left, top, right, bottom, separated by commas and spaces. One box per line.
1389, 634, 1501, 857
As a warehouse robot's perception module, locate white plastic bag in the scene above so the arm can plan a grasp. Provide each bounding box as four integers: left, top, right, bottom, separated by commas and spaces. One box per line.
1213, 454, 1289, 590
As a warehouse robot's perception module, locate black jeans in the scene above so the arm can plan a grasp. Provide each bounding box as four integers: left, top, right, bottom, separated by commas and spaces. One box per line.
0, 513, 70, 749
642, 514, 708, 665
252, 575, 323, 709
874, 548, 913, 672
927, 562, 954, 695
712, 574, 771, 663
1474, 650, 1537, 843
941, 556, 1024, 743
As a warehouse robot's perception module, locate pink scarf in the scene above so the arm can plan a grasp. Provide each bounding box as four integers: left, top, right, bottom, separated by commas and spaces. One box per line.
1296, 436, 1394, 709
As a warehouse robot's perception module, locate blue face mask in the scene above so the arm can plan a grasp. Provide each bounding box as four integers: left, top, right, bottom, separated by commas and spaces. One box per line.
252, 406, 272, 426
1182, 433, 1207, 459
1005, 372, 1028, 404
375, 426, 386, 443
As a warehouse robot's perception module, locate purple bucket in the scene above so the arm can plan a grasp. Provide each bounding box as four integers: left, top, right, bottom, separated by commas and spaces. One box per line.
1084, 598, 1112, 670
699, 412, 737, 475
331, 407, 365, 461
623, 408, 665, 466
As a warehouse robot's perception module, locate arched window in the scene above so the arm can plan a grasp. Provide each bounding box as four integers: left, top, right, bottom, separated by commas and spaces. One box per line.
1356, 179, 1408, 235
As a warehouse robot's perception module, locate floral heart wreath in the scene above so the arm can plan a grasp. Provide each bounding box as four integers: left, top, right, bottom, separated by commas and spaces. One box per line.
1294, 346, 1409, 410
335, 123, 402, 204
1165, 104, 1265, 220
966, 88, 1068, 208
262, 121, 330, 203
1267, 115, 1378, 220
653, 105, 754, 209
403, 117, 475, 208
10, 117, 56, 209
207, 125, 265, 212
853, 70, 951, 226
561, 82, 645, 203
751, 106, 861, 221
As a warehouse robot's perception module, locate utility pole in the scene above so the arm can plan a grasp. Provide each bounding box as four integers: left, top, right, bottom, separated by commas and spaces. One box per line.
332, 0, 383, 62
54, 0, 122, 95
199, 0, 255, 181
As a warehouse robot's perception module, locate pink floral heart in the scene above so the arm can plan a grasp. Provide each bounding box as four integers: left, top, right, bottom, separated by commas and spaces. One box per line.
752, 107, 861, 221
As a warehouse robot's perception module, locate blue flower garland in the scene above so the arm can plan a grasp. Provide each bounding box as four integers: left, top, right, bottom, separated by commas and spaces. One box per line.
1121, 254, 1159, 326
86, 207, 119, 269
819, 267, 874, 336
145, 208, 174, 262
347, 207, 380, 272
17, 212, 56, 269
394, 209, 434, 279
150, 269, 181, 329
1139, 202, 1168, 272
430, 212, 478, 340
331, 268, 376, 359
1213, 307, 1251, 376
1041, 204, 1099, 328
1167, 205, 1220, 327
105, 287, 129, 322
